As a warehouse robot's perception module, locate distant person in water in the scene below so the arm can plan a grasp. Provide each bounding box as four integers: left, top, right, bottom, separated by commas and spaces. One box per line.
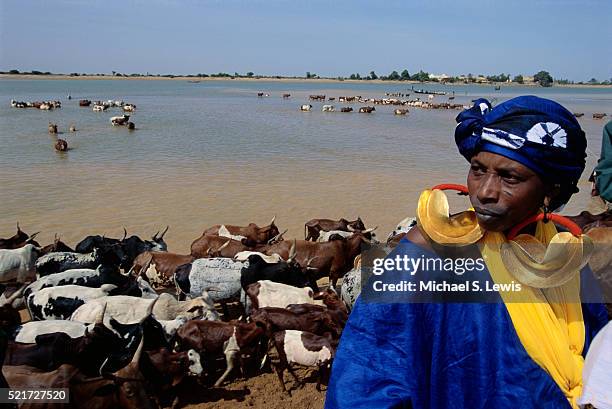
325, 96, 609, 409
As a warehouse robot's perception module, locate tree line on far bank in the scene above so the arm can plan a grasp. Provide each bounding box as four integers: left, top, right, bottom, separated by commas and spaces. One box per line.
2, 68, 610, 87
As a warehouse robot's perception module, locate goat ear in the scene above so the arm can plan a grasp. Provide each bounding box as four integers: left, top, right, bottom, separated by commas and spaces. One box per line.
93, 383, 119, 396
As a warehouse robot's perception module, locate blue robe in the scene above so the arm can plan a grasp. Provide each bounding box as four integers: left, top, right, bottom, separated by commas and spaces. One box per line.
325, 238, 608, 409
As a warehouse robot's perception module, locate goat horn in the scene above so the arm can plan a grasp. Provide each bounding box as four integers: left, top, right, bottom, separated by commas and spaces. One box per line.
4, 283, 28, 305
217, 240, 230, 252
287, 239, 297, 262
159, 226, 169, 239
95, 302, 107, 324
363, 226, 378, 234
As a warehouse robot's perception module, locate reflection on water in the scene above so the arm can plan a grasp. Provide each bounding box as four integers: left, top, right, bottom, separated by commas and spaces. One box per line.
1, 79, 611, 250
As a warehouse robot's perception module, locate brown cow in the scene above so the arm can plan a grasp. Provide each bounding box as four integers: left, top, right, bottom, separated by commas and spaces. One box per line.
130, 251, 194, 290
0, 223, 40, 250
287, 288, 349, 328
40, 234, 74, 256
304, 217, 366, 242
175, 320, 265, 386
201, 217, 281, 246
190, 235, 253, 259
141, 347, 202, 408
263, 232, 371, 287
3, 336, 157, 409
250, 307, 342, 339
55, 139, 68, 152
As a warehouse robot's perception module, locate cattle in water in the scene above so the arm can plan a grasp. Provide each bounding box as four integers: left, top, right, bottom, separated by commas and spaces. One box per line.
394, 108, 409, 115
0, 244, 41, 283
54, 138, 68, 152
26, 284, 117, 320
304, 217, 366, 241
175, 319, 265, 386
322, 105, 335, 112
300, 104, 313, 111
79, 99, 91, 106
282, 94, 291, 99
123, 104, 136, 112
130, 251, 193, 290
593, 113, 607, 120
246, 280, 323, 310
359, 106, 375, 113
48, 122, 58, 134
340, 107, 353, 113
3, 336, 157, 409
269, 330, 334, 396
0, 223, 40, 250
201, 218, 281, 246
264, 232, 372, 287
573, 112, 584, 118
111, 114, 131, 126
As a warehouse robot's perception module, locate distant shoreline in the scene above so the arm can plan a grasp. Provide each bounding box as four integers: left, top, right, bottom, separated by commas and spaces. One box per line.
2, 74, 611, 89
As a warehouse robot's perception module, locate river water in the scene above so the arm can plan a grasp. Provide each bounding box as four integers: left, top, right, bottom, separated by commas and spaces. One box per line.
1, 79, 611, 251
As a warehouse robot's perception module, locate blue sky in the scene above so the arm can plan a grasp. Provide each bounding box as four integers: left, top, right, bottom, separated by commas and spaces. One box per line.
1, 0, 610, 81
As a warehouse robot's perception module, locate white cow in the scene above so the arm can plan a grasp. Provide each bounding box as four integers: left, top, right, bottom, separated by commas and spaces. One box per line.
245, 280, 324, 311
386, 216, 417, 243
322, 105, 335, 112
26, 284, 117, 320
234, 251, 283, 264
110, 114, 130, 126
70, 292, 219, 324
317, 227, 377, 243
0, 244, 40, 283
300, 104, 312, 111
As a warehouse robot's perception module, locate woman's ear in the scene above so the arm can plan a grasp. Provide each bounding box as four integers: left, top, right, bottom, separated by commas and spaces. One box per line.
543, 184, 561, 208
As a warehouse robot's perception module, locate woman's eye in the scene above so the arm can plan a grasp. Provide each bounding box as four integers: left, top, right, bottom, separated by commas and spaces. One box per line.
502, 176, 520, 184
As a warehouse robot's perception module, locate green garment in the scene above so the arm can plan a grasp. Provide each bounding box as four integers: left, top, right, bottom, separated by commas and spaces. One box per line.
594, 121, 612, 203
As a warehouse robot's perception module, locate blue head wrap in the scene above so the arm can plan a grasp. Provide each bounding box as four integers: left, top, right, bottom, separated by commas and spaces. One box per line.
455, 95, 587, 205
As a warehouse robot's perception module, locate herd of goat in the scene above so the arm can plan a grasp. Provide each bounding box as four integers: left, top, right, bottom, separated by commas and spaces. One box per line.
0, 216, 399, 408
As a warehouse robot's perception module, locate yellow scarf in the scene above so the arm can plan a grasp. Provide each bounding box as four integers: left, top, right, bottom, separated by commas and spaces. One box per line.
481, 221, 585, 408
416, 188, 585, 407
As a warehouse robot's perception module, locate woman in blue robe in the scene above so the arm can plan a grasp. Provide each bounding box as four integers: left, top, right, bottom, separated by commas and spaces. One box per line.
325, 96, 609, 409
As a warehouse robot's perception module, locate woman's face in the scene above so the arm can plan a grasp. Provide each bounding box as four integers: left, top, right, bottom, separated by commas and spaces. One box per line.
467, 151, 547, 232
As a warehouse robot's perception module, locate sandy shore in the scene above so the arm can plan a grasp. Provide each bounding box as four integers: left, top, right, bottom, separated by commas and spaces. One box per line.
2, 74, 611, 88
